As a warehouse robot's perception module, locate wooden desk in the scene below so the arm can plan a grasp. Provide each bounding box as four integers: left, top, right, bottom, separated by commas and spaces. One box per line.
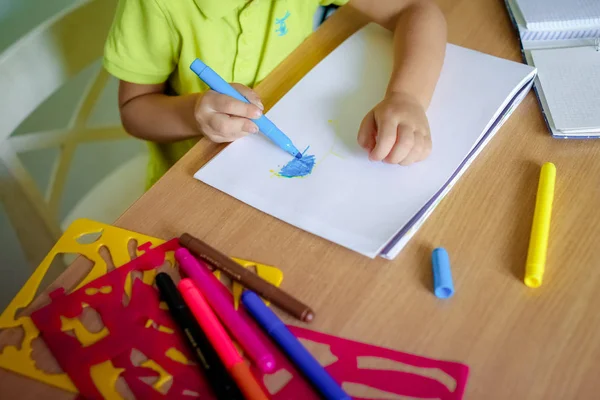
3, 1, 600, 399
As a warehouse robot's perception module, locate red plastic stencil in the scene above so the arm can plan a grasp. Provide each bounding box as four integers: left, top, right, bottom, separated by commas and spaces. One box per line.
29, 239, 211, 399
289, 326, 469, 399
203, 261, 470, 400
30, 237, 468, 399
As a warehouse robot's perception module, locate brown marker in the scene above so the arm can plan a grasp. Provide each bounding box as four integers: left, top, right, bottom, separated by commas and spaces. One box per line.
179, 233, 315, 322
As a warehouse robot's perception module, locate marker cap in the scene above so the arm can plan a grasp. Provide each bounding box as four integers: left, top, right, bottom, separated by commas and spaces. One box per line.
432, 247, 454, 299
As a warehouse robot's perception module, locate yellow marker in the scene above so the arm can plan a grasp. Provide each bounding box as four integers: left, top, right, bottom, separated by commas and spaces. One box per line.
525, 162, 556, 288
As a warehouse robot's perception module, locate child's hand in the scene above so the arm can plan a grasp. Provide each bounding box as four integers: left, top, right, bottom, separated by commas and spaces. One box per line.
357, 92, 431, 165
195, 83, 264, 143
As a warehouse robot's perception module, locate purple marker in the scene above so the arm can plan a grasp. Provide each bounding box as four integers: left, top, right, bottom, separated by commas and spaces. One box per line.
242, 291, 350, 400
175, 248, 276, 373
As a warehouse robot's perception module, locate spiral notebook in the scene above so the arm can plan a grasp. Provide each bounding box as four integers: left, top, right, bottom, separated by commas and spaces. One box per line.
505, 0, 600, 138
194, 24, 536, 259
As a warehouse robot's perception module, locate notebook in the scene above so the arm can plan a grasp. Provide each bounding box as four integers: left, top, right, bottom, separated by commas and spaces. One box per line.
194, 23, 536, 259
518, 0, 600, 32
505, 0, 600, 137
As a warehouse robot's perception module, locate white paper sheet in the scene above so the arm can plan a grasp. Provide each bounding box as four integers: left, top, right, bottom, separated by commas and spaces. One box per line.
195, 24, 535, 258
382, 76, 535, 260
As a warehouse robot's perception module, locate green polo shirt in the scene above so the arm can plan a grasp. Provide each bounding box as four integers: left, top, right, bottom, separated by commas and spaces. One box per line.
104, 0, 348, 188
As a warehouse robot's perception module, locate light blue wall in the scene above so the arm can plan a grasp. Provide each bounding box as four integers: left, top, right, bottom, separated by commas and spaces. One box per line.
0, 0, 144, 310
0, 0, 77, 52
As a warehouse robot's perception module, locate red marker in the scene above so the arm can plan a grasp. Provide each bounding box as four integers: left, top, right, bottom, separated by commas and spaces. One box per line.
178, 279, 268, 400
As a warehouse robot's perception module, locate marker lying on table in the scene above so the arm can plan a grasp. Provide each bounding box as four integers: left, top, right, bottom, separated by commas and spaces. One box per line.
179, 233, 315, 322
525, 162, 556, 288
190, 58, 302, 159
154, 273, 244, 400
175, 248, 276, 373
242, 291, 351, 400
178, 279, 269, 400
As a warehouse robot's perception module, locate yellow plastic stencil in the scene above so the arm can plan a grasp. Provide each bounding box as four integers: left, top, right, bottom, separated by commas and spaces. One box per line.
231, 258, 284, 310
0, 219, 166, 393
0, 218, 283, 396
89, 360, 125, 400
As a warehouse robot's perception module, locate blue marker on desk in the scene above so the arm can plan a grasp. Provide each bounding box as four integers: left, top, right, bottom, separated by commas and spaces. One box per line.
190, 59, 302, 159
241, 291, 350, 400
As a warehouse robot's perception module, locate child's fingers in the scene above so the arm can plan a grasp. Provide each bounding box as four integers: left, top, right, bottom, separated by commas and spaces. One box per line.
369, 120, 397, 162
209, 91, 262, 119
231, 83, 264, 110
208, 114, 258, 139
376, 124, 411, 163
357, 112, 376, 151
398, 131, 424, 165
418, 132, 433, 161
406, 130, 432, 164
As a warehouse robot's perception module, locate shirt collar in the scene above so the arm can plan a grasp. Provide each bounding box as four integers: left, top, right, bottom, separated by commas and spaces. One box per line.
194, 0, 249, 20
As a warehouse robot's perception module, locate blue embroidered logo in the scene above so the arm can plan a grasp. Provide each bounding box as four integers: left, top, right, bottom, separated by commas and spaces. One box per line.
275, 11, 290, 36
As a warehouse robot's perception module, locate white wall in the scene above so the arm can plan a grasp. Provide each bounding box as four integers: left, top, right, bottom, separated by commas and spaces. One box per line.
0, 0, 145, 310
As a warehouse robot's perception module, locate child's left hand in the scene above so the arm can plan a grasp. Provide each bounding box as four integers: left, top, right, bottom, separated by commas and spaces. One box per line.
357, 92, 431, 165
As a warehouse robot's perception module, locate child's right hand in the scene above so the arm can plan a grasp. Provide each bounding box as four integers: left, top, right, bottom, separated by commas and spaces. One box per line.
194, 83, 264, 143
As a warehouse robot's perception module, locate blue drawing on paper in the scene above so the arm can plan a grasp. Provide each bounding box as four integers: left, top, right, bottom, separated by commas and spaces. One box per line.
275, 11, 291, 36
276, 147, 315, 178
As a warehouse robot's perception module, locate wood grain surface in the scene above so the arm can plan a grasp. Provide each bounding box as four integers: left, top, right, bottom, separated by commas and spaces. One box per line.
2, 1, 600, 399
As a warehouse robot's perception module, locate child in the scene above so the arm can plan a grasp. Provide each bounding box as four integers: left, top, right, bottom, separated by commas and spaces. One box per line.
104, 0, 446, 188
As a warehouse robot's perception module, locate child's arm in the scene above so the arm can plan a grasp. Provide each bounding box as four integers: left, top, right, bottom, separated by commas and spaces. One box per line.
349, 0, 447, 165
118, 81, 263, 143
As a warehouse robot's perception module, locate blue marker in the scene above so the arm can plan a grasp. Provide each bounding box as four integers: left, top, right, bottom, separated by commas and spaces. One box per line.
190, 59, 302, 159
432, 247, 454, 299
241, 291, 350, 400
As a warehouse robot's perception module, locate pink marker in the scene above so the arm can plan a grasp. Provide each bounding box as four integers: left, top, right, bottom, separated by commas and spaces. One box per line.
178, 279, 268, 400
175, 248, 276, 373
178, 278, 242, 368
